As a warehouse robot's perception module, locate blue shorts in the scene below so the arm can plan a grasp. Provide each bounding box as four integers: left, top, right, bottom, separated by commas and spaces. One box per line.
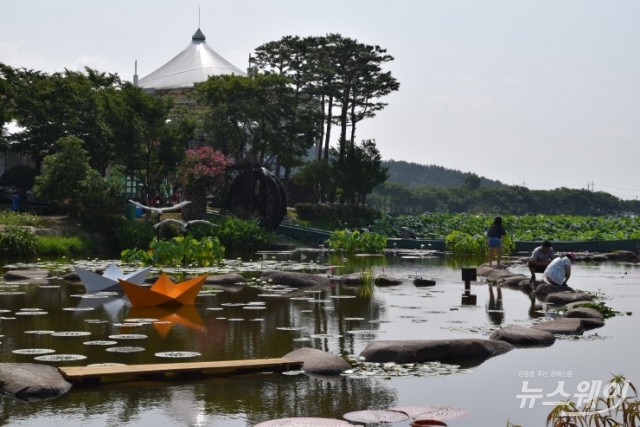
488, 237, 502, 248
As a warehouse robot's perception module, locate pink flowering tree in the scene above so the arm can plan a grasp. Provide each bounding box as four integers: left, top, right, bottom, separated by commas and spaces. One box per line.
178, 146, 234, 220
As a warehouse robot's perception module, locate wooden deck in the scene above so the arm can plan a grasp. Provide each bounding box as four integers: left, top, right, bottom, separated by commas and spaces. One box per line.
59, 357, 304, 386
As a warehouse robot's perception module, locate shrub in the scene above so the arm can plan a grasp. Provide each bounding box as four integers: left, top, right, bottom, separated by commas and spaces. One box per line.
295, 203, 381, 230
0, 225, 38, 257
112, 219, 155, 253
36, 235, 91, 256
212, 216, 268, 251
326, 229, 387, 253
121, 235, 225, 267
0, 211, 44, 227
445, 231, 514, 256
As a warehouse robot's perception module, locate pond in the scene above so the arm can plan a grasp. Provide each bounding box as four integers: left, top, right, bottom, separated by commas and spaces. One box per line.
1, 250, 639, 426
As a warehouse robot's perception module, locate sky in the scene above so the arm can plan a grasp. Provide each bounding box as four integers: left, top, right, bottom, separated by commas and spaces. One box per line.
2, 0, 639, 199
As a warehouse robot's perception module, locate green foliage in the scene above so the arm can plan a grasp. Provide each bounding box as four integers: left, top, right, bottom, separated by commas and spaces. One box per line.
36, 235, 91, 256
0, 211, 44, 227
33, 135, 98, 217
212, 216, 268, 251
121, 236, 224, 267
358, 270, 374, 298
0, 225, 38, 256
331, 140, 389, 205
112, 219, 155, 253
544, 375, 639, 426
571, 301, 621, 319
374, 213, 640, 242
371, 179, 637, 216
384, 159, 505, 189
295, 203, 381, 230
326, 230, 387, 253
444, 230, 514, 256
444, 231, 486, 256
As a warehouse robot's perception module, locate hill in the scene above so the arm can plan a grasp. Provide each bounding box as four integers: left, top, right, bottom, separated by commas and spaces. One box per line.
384, 159, 506, 189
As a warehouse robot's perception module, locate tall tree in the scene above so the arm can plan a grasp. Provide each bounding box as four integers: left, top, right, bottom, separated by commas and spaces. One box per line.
333, 139, 388, 205
2, 65, 119, 173
32, 135, 99, 217
196, 72, 315, 181
103, 83, 182, 200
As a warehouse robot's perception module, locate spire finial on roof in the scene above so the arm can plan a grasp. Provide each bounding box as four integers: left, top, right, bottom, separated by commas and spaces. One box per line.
192, 27, 206, 41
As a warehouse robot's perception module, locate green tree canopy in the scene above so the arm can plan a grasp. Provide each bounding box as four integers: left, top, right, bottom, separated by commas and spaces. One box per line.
33, 135, 99, 217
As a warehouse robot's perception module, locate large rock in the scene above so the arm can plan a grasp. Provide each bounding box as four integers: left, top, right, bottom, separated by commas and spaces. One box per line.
260, 270, 330, 288
375, 275, 403, 286
3, 269, 50, 282
499, 275, 529, 287
284, 347, 351, 377
484, 269, 519, 283
545, 291, 593, 305
204, 273, 246, 285
564, 306, 603, 320
534, 283, 575, 296
532, 318, 584, 335
563, 306, 605, 330
359, 339, 514, 367
490, 325, 556, 347
0, 363, 71, 402
577, 317, 605, 330
341, 273, 365, 285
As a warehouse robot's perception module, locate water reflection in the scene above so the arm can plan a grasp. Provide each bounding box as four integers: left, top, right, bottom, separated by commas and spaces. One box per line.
0, 371, 399, 427
2, 256, 638, 426
485, 284, 504, 325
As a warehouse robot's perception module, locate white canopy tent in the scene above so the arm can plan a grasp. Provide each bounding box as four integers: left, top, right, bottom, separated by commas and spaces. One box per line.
137, 28, 246, 91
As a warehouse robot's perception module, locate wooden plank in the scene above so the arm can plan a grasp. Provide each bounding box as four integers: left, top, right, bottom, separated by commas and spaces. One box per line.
59, 357, 303, 385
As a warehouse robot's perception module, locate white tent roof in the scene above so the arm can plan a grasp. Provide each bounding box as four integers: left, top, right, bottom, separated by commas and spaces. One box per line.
137, 28, 246, 91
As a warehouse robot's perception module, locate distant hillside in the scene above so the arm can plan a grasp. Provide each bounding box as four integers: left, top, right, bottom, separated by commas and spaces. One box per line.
384, 159, 506, 189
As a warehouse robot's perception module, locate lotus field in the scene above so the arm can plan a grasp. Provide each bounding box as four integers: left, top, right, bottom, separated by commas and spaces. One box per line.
373, 213, 640, 241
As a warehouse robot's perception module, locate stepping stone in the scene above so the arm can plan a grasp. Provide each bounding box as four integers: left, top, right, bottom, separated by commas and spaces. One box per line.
490, 325, 555, 347
532, 318, 584, 335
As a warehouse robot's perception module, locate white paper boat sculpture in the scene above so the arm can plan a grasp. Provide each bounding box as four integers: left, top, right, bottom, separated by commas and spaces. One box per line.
74, 264, 151, 293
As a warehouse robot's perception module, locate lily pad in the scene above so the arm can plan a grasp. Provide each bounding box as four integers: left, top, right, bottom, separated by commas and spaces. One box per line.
108, 334, 148, 340
16, 311, 48, 316
155, 351, 201, 358
24, 330, 55, 335
51, 331, 92, 337
310, 333, 343, 339
83, 340, 118, 346
34, 354, 87, 362
106, 346, 145, 353
255, 418, 351, 426
342, 409, 409, 424
12, 348, 56, 355
390, 406, 470, 420
124, 318, 157, 323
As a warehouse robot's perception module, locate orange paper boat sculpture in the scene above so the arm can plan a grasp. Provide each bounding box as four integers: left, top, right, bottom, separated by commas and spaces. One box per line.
119, 273, 207, 307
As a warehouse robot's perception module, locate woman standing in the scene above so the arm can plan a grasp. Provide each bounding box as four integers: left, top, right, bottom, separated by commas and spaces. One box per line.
486, 216, 506, 267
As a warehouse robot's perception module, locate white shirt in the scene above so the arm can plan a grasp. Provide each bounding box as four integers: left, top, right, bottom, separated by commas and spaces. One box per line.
543, 256, 571, 285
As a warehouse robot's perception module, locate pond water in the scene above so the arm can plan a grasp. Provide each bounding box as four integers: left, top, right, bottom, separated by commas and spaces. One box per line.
1, 250, 639, 426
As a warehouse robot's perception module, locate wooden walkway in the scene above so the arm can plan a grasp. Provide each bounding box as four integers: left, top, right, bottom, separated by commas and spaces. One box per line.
59, 357, 303, 386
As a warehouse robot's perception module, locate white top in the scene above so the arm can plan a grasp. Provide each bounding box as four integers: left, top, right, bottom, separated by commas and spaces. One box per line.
543, 256, 571, 285
138, 28, 246, 91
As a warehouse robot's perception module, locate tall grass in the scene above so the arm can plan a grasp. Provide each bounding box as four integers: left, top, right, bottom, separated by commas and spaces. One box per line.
36, 235, 93, 256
